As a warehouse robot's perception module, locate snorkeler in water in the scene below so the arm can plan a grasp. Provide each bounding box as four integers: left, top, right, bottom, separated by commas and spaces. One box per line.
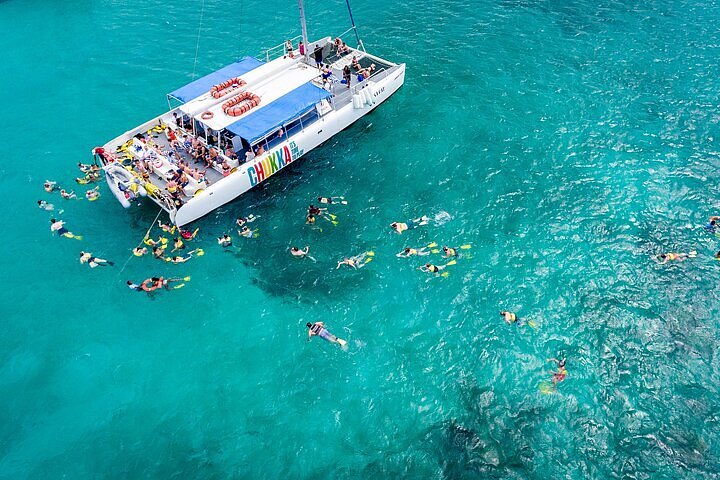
390, 215, 430, 234
704, 216, 720, 233
548, 357, 567, 390
336, 251, 374, 269
50, 219, 82, 240
172, 237, 185, 252
217, 234, 232, 247
655, 251, 696, 264
85, 186, 100, 201
317, 196, 348, 205
236, 215, 259, 227
238, 225, 259, 238
143, 236, 167, 247
60, 189, 77, 200
291, 246, 316, 261
419, 259, 456, 274
133, 246, 147, 257
79, 251, 114, 268
396, 246, 431, 258
179, 227, 199, 240
500, 311, 518, 324
44, 180, 57, 193
165, 248, 203, 264
158, 219, 176, 234
152, 246, 166, 259
306, 321, 347, 349
37, 200, 54, 211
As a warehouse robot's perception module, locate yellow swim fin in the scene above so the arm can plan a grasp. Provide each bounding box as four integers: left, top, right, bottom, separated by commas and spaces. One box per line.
160, 237, 168, 245
337, 338, 347, 347
441, 271, 450, 277
460, 244, 472, 250
183, 276, 191, 281
431, 249, 440, 254
173, 283, 185, 290
328, 213, 337, 220
331, 221, 339, 226
196, 249, 205, 256
72, 235, 83, 240
527, 320, 538, 329
367, 251, 375, 256
446, 260, 457, 266
538, 382, 554, 394
427, 242, 437, 248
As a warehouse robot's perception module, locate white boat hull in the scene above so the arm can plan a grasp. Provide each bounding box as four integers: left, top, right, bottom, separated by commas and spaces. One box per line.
173, 64, 405, 226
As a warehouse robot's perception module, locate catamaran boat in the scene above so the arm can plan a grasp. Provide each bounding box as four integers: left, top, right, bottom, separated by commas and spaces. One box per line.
94, 1, 405, 226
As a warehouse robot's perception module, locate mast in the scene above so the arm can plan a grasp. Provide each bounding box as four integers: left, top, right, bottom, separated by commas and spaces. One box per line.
298, 0, 310, 60
344, 0, 363, 51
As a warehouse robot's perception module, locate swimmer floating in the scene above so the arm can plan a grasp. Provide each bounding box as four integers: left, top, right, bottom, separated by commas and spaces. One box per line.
307, 321, 347, 349
336, 251, 374, 269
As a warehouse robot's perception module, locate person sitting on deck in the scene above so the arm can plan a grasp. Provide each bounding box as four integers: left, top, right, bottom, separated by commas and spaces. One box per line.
221, 161, 232, 177
351, 56, 360, 70
333, 37, 342, 52
255, 144, 265, 156
245, 149, 256, 162
225, 145, 238, 160
339, 42, 350, 55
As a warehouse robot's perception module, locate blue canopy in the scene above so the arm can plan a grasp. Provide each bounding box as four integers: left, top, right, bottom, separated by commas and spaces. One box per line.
225, 82, 331, 143
168, 56, 264, 103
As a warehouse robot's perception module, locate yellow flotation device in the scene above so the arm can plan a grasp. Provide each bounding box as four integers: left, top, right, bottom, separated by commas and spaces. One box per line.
87, 195, 99, 202
144, 182, 160, 196
193, 188, 204, 197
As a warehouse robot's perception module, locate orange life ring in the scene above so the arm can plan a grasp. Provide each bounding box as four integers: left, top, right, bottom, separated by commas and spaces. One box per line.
210, 77, 247, 98
201, 111, 214, 120
141, 278, 162, 292
222, 92, 261, 117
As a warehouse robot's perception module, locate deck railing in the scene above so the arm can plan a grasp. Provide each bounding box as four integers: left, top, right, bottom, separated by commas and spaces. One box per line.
258, 35, 304, 63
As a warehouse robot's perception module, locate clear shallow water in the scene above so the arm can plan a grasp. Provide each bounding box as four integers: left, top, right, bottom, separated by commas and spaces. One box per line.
2, 0, 720, 478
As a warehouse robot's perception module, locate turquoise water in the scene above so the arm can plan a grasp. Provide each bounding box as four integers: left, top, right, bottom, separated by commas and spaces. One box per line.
3, 0, 720, 477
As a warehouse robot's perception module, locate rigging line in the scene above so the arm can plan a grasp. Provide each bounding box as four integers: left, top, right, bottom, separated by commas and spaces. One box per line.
191, 0, 207, 80
118, 208, 164, 274
344, 0, 362, 48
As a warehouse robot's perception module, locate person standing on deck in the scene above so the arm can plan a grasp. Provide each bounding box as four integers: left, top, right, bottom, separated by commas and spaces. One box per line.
313, 44, 323, 68
299, 41, 305, 56
343, 65, 351, 88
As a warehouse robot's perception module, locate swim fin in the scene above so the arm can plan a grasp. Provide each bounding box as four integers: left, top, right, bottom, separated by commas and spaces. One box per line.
441, 271, 450, 277
196, 249, 205, 256
328, 213, 337, 220
689, 250, 697, 258
431, 249, 440, 254
538, 382, 555, 394
460, 244, 472, 250
340, 200, 348, 205
527, 320, 538, 329
173, 283, 185, 289
427, 242, 437, 248
70, 235, 83, 240
183, 276, 191, 281
160, 237, 168, 245
337, 338, 347, 347
107, 261, 115, 266
366, 251, 375, 256
445, 260, 457, 266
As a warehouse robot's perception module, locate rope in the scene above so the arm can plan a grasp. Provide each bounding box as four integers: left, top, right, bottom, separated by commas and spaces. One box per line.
118, 209, 164, 274
191, 0, 206, 80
